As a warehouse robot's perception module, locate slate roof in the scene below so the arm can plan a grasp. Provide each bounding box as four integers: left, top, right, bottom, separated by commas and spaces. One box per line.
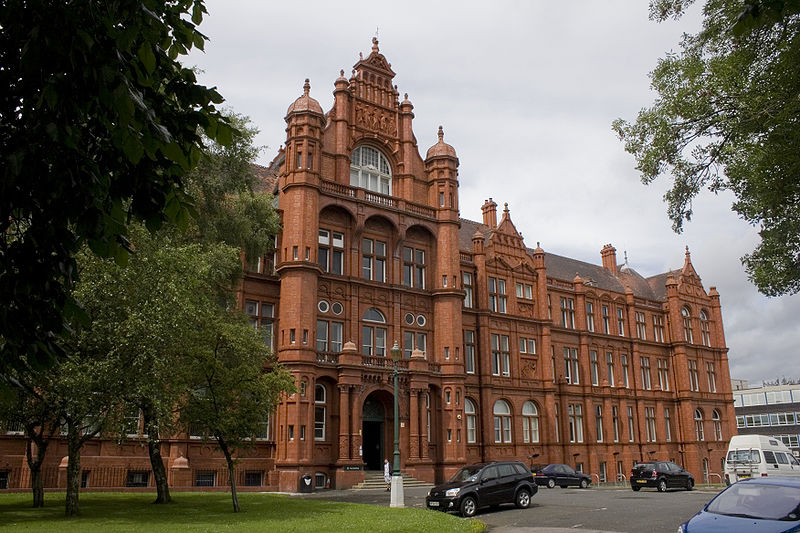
459, 218, 667, 302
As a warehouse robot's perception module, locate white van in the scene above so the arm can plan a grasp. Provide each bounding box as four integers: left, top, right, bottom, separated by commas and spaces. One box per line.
724, 434, 800, 484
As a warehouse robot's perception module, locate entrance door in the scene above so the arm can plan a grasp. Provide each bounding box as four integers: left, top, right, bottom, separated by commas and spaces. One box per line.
362, 397, 385, 471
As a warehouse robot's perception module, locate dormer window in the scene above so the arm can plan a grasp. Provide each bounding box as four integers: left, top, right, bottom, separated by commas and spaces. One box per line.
350, 146, 391, 195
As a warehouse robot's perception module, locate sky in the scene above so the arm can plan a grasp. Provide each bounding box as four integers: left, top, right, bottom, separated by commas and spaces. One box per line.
187, 0, 799, 387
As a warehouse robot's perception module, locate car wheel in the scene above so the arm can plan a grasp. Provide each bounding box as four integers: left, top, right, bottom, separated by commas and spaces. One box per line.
657, 479, 667, 492
515, 489, 531, 509
631, 486, 641, 491
460, 496, 477, 518
579, 479, 588, 489
686, 478, 694, 491
547, 478, 555, 489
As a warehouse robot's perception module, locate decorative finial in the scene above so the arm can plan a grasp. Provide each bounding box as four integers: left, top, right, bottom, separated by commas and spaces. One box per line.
340, 69, 345, 77
624, 251, 628, 263
685, 245, 690, 253
359, 52, 363, 60
437, 125, 444, 142
303, 78, 310, 96
504, 203, 509, 214
404, 93, 408, 100
372, 36, 379, 52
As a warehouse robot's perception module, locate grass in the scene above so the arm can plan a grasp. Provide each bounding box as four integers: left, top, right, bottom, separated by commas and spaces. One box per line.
0, 492, 486, 533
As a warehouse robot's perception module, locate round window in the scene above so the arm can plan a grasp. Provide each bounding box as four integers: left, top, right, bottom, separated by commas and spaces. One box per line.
416, 315, 427, 327
404, 313, 415, 325
331, 302, 343, 315
318, 300, 330, 313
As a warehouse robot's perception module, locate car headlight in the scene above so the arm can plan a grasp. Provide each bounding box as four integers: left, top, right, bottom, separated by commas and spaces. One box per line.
445, 487, 461, 497
677, 524, 686, 533
426, 490, 431, 498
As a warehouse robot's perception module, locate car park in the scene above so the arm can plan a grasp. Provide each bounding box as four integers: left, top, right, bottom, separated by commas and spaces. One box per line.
630, 461, 694, 492
425, 461, 538, 517
679, 477, 800, 533
530, 463, 591, 489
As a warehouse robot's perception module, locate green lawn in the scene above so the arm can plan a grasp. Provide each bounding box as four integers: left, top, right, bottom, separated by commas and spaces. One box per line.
0, 492, 486, 533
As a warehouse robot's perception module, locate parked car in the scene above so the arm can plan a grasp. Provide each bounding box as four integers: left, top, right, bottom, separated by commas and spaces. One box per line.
530, 463, 591, 489
724, 434, 800, 484
425, 461, 538, 517
630, 461, 694, 492
679, 477, 800, 533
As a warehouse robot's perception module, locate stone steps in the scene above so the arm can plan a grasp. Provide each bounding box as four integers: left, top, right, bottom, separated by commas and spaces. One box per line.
351, 471, 433, 489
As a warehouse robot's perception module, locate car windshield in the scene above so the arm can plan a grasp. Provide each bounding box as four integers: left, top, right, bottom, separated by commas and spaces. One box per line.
706, 483, 800, 521
726, 450, 761, 463
448, 465, 483, 483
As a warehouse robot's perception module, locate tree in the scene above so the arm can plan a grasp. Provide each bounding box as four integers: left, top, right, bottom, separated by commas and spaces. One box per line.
0, 0, 233, 372
179, 311, 294, 512
613, 0, 800, 296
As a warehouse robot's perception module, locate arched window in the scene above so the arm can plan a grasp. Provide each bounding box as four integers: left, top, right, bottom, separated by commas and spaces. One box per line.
712, 409, 722, 440
350, 146, 391, 195
465, 398, 477, 444
694, 408, 704, 441
362, 308, 386, 356
682, 306, 694, 344
493, 400, 512, 444
699, 310, 711, 346
522, 401, 540, 443
314, 384, 326, 441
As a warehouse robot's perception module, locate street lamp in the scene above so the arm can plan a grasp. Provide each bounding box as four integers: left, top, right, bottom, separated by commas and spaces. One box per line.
389, 340, 404, 508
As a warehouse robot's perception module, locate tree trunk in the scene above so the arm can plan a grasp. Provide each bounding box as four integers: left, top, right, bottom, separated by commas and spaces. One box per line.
143, 408, 171, 504
64, 421, 82, 516
218, 437, 239, 512
25, 432, 48, 508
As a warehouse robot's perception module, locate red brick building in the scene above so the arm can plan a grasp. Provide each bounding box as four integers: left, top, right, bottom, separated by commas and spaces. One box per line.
0, 39, 735, 493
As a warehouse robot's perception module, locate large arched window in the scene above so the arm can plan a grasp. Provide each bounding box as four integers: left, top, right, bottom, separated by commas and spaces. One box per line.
362, 308, 386, 356
694, 408, 705, 441
465, 398, 477, 444
699, 310, 711, 346
314, 384, 327, 440
350, 146, 391, 195
712, 409, 722, 440
522, 401, 540, 443
682, 306, 694, 344
493, 400, 512, 444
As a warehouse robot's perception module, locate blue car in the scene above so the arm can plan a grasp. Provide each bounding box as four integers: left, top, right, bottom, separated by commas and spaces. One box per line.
679, 477, 800, 533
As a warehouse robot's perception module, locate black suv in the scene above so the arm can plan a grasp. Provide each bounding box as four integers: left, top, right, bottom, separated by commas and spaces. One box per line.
630, 461, 694, 492
425, 461, 538, 517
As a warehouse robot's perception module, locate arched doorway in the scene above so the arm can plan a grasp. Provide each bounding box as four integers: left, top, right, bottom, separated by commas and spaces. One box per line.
362, 395, 386, 471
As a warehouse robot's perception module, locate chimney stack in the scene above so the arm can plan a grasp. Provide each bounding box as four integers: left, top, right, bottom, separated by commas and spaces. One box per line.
482, 198, 497, 228
601, 244, 618, 275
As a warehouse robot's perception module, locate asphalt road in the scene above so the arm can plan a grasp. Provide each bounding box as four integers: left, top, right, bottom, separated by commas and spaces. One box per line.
296, 484, 721, 533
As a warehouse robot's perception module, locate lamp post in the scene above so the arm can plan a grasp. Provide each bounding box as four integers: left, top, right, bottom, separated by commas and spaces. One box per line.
389, 340, 404, 507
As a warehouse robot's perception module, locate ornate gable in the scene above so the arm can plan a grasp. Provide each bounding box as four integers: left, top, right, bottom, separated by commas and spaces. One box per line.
677, 247, 707, 298
349, 38, 400, 140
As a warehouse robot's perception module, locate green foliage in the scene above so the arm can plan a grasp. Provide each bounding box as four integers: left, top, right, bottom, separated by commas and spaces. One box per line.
0, 492, 486, 533
613, 0, 800, 295
0, 0, 233, 370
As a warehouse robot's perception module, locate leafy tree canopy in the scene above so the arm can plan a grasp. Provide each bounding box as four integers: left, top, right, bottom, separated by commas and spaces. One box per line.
613, 0, 800, 296
0, 0, 233, 371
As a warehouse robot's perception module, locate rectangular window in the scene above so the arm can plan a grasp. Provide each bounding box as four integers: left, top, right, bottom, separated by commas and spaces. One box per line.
653, 315, 665, 342
568, 404, 584, 443
402, 330, 427, 358
621, 354, 629, 387
488, 277, 507, 313
362, 238, 386, 282
689, 360, 700, 391
195, 471, 216, 487
362, 326, 386, 356
590, 350, 599, 386
126, 471, 150, 488
612, 406, 620, 442
640, 356, 651, 390
586, 301, 595, 332
464, 330, 476, 374
595, 405, 604, 442
664, 409, 672, 441
635, 312, 647, 340
617, 307, 625, 336
645, 407, 657, 442
463, 272, 474, 308
606, 352, 615, 387
706, 361, 717, 392
657, 359, 670, 391
516, 282, 533, 299
627, 406, 635, 442
316, 320, 343, 353
244, 471, 263, 487
560, 297, 575, 328
491, 334, 510, 376
519, 337, 536, 354
564, 347, 579, 384
602, 305, 610, 334
402, 247, 426, 288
